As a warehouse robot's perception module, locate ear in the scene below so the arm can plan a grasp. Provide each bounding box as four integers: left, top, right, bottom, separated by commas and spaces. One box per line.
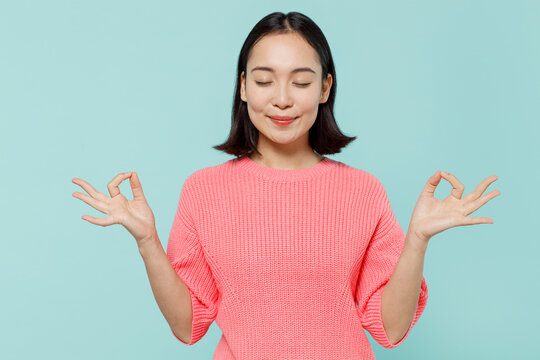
319, 73, 333, 104
240, 71, 247, 102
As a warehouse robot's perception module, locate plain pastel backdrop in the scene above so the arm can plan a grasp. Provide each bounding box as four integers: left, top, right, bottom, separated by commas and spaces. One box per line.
1, 1, 538, 359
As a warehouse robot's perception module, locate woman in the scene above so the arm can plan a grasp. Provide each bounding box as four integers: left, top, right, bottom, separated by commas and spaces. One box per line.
71, 11, 500, 359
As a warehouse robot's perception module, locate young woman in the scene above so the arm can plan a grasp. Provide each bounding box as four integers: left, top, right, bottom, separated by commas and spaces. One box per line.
72, 11, 500, 359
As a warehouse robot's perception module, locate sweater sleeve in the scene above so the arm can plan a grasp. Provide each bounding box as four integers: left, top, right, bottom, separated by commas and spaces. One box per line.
165, 175, 220, 345
355, 179, 428, 349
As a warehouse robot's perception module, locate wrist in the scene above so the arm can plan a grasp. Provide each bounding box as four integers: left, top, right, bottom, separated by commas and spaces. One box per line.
405, 229, 429, 254
137, 230, 161, 256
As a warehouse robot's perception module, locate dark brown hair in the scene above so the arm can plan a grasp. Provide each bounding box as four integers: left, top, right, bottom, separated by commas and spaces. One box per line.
213, 11, 356, 158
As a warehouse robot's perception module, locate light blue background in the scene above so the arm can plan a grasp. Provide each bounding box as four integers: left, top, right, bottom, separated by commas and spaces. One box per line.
1, 1, 538, 359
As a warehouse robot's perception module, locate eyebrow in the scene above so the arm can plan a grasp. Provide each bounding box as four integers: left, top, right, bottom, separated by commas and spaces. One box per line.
250, 66, 316, 74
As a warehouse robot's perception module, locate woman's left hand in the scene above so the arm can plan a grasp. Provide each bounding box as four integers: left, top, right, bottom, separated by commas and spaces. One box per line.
408, 171, 501, 245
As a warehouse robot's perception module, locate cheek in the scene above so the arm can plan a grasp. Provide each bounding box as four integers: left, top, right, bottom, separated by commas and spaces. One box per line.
297, 90, 321, 111
246, 88, 268, 111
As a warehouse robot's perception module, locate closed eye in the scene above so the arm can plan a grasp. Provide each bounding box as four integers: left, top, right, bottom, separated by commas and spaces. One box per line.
255, 81, 311, 87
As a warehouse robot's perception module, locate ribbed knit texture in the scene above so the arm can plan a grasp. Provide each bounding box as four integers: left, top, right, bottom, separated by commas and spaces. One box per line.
166, 155, 428, 359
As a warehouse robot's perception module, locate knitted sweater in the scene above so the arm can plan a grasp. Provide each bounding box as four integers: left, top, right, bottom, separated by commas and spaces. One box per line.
166, 155, 428, 359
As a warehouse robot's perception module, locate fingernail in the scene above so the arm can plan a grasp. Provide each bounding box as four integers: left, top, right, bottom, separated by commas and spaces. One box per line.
441, 171, 447, 176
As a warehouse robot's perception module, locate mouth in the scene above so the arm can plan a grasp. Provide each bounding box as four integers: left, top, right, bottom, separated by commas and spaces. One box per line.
269, 115, 296, 121
268, 116, 297, 126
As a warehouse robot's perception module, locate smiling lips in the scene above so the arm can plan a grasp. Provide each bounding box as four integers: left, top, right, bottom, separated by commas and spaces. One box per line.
269, 115, 296, 120
269, 115, 296, 126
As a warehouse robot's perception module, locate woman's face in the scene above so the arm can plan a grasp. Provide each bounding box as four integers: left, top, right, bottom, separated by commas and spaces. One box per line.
240, 32, 332, 152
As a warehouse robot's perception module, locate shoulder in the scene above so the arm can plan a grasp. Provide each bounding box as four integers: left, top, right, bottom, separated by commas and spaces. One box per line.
334, 160, 385, 191
181, 158, 235, 188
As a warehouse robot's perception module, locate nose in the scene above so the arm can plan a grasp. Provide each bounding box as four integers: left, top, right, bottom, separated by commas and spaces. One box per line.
272, 82, 293, 109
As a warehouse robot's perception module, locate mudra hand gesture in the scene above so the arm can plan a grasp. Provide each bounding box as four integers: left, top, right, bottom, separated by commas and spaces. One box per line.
72, 172, 157, 244
408, 171, 501, 245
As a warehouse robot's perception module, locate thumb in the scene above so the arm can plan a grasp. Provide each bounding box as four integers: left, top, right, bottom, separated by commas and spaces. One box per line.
129, 171, 146, 200
423, 171, 443, 196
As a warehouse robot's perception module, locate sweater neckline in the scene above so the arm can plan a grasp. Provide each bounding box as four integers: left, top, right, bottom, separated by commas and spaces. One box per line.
234, 154, 334, 181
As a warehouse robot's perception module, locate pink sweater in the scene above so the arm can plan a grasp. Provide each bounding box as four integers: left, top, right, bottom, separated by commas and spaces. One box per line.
166, 155, 428, 359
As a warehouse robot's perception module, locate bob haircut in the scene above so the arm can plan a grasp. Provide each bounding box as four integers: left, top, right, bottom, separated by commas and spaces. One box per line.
213, 11, 356, 158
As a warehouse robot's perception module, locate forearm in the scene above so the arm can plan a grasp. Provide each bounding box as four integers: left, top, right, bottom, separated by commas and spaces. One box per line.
137, 233, 193, 342
381, 230, 427, 344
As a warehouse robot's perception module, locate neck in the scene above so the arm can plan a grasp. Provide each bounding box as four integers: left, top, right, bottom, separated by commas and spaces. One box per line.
248, 150, 324, 170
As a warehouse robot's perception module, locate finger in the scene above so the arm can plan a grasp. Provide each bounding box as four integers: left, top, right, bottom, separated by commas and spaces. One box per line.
81, 214, 116, 226
72, 178, 108, 200
72, 191, 108, 213
129, 172, 146, 200
422, 171, 444, 196
458, 216, 494, 225
464, 175, 499, 202
440, 171, 465, 199
465, 189, 501, 214
108, 172, 132, 198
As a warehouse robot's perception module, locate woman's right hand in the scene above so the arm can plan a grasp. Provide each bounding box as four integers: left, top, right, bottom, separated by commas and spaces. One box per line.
72, 172, 157, 244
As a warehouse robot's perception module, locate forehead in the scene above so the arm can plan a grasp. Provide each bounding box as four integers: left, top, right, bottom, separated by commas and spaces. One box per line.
247, 33, 320, 73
